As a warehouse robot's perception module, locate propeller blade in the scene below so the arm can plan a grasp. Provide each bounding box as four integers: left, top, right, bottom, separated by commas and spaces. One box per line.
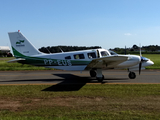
139, 44, 142, 57
139, 60, 142, 75
139, 44, 142, 75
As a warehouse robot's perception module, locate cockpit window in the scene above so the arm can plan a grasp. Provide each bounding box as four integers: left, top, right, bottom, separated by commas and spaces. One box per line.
88, 52, 96, 59
108, 50, 118, 55
101, 51, 109, 57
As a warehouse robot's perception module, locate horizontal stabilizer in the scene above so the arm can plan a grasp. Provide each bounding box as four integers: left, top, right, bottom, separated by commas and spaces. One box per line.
8, 58, 26, 63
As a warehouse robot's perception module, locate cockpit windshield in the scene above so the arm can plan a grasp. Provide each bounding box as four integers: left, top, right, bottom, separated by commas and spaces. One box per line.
108, 50, 118, 55
101, 51, 109, 57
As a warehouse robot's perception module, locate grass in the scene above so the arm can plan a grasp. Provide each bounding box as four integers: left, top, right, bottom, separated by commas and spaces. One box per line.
0, 84, 160, 119
0, 54, 160, 71
0, 58, 52, 71
142, 54, 160, 69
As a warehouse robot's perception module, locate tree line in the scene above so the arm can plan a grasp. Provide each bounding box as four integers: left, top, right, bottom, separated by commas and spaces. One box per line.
112, 45, 160, 54
39, 44, 160, 54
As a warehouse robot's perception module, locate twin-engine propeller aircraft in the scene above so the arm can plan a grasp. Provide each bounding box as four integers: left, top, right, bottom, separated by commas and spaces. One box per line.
8, 31, 154, 82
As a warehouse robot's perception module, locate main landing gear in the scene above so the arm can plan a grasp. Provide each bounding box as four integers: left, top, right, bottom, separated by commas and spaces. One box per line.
90, 69, 136, 81
90, 69, 104, 82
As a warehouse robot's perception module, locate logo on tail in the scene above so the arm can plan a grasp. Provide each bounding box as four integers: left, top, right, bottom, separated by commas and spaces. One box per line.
16, 40, 25, 46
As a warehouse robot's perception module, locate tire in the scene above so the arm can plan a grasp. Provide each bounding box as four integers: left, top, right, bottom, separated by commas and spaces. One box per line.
96, 75, 104, 82
128, 72, 136, 79
90, 70, 96, 77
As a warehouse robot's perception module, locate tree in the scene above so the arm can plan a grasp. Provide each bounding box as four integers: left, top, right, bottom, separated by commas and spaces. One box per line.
132, 45, 139, 50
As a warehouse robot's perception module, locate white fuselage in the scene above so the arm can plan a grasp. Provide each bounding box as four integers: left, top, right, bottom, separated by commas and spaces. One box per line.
29, 48, 153, 71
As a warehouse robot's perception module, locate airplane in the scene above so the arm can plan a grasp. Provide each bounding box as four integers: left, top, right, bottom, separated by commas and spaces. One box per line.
8, 30, 154, 82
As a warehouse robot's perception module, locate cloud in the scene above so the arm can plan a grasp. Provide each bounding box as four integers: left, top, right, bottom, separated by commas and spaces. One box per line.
124, 33, 132, 36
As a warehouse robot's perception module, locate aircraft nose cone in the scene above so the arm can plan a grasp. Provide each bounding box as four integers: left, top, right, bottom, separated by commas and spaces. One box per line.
147, 60, 154, 66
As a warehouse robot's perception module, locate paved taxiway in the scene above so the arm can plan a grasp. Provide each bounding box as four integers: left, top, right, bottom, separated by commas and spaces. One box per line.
0, 70, 160, 85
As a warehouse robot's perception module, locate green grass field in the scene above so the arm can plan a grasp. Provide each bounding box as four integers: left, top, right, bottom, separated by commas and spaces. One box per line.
0, 54, 159, 71
0, 84, 160, 120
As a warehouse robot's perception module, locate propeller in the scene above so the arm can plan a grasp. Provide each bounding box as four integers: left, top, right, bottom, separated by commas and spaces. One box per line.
139, 44, 142, 75
139, 59, 142, 75
139, 44, 149, 75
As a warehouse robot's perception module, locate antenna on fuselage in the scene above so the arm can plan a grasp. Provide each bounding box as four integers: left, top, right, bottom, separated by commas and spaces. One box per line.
46, 47, 51, 54
59, 47, 64, 53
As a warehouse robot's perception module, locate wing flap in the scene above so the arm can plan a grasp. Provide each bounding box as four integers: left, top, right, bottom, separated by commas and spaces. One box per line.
85, 55, 128, 69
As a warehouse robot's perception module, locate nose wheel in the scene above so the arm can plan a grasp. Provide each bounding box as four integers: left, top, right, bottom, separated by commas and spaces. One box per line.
128, 72, 136, 79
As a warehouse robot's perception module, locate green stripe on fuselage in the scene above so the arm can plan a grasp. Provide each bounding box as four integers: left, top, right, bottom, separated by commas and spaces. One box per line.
12, 47, 91, 66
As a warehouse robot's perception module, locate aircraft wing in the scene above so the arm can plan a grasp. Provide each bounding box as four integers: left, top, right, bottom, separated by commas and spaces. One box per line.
85, 55, 128, 69
8, 58, 26, 63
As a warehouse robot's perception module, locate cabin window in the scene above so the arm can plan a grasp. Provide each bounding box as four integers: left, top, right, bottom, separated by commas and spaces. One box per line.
74, 54, 85, 59
65, 56, 71, 59
87, 52, 96, 59
101, 51, 109, 57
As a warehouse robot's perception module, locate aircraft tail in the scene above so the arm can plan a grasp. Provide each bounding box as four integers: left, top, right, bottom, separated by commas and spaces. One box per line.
8, 31, 42, 58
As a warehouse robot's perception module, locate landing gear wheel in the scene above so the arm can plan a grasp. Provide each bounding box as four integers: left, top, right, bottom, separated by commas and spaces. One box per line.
128, 72, 136, 79
96, 75, 104, 82
90, 70, 96, 77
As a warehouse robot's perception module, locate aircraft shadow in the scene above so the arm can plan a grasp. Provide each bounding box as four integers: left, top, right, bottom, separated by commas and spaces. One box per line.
42, 73, 129, 92
42, 74, 91, 92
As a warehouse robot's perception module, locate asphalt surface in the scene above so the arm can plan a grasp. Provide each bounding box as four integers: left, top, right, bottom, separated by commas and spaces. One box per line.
0, 70, 160, 85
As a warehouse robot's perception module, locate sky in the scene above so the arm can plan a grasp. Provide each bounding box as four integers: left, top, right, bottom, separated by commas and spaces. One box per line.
1, 0, 160, 51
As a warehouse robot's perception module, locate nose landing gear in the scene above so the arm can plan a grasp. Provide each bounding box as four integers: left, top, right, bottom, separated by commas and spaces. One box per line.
128, 72, 136, 79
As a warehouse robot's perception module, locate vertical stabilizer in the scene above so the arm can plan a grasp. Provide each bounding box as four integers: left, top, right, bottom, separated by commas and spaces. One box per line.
8, 31, 42, 58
